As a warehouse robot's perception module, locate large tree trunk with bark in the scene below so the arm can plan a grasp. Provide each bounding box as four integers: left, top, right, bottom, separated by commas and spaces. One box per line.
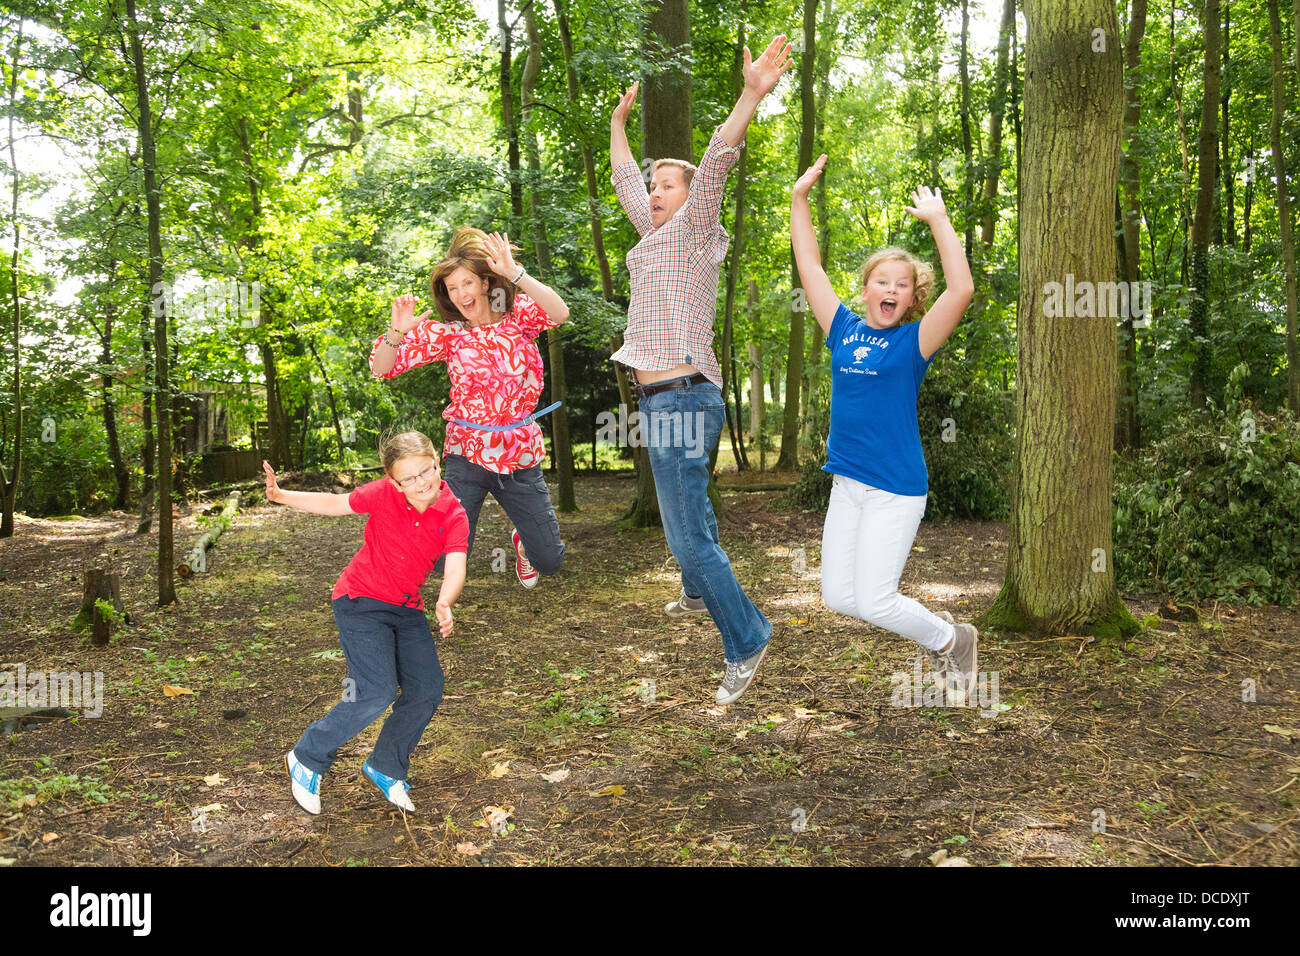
1270, 0, 1299, 412
125, 0, 175, 605
977, 0, 1138, 639
1188, 0, 1221, 410
776, 0, 817, 472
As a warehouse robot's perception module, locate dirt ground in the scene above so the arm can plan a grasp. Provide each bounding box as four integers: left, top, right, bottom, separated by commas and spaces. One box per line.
1, 473, 1297, 866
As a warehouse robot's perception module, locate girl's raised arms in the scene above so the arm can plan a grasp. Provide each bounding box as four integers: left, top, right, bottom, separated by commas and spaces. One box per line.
906, 186, 974, 360
790, 154, 839, 335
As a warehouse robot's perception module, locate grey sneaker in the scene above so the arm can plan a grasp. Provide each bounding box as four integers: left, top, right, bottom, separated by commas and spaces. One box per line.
715, 645, 768, 705
665, 589, 708, 619
929, 616, 978, 706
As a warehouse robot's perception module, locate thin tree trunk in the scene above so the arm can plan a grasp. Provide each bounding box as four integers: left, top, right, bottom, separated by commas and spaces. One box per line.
1188, 0, 1221, 410
776, 0, 816, 472
1, 22, 22, 538
721, 4, 750, 474
981, 0, 1016, 249
978, 0, 1137, 638
523, 3, 577, 510
958, 0, 975, 252
1115, 0, 1147, 452
1221, 1, 1234, 246
125, 0, 175, 605
137, 291, 155, 533
102, 263, 130, 507
499, 0, 522, 229
1269, 0, 1300, 412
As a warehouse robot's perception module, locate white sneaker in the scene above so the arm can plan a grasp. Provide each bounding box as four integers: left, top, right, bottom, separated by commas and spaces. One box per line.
364, 761, 415, 812
286, 750, 321, 815
716, 645, 768, 705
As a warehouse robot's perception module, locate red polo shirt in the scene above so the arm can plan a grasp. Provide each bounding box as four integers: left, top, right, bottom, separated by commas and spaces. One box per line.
331, 478, 469, 611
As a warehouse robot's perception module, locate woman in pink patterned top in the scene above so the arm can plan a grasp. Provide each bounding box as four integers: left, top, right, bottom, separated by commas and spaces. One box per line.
370, 228, 570, 588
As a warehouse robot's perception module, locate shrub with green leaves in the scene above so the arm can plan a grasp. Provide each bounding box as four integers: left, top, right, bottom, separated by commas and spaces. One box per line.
1114, 365, 1300, 606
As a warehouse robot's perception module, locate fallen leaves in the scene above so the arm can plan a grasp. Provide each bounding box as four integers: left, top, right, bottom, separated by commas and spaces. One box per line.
202, 773, 228, 787
41, 832, 59, 844
540, 768, 570, 783
455, 842, 481, 856
1264, 725, 1296, 739
162, 685, 193, 697
488, 761, 510, 779
589, 785, 626, 797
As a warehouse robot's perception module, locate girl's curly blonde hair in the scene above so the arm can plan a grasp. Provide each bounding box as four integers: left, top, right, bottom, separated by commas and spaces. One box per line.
860, 247, 935, 323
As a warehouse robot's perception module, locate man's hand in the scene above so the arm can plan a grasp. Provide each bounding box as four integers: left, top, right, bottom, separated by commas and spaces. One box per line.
263, 460, 283, 504
390, 294, 433, 335
743, 34, 794, 100
903, 185, 950, 226
435, 599, 454, 637
793, 153, 827, 201
611, 81, 638, 130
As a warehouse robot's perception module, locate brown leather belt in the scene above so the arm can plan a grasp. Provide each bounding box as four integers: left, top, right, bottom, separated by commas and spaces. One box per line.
631, 372, 710, 400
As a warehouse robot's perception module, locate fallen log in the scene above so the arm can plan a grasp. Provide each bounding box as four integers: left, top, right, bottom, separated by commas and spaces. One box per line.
178, 492, 240, 577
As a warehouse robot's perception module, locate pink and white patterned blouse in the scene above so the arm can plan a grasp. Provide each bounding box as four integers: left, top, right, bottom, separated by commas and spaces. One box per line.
369, 293, 560, 475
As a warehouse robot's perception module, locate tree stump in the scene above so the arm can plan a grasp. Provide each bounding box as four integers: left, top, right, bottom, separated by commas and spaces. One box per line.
75, 568, 125, 646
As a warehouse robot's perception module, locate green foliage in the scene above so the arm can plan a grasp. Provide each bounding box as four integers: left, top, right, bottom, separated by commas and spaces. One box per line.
1114, 365, 1300, 606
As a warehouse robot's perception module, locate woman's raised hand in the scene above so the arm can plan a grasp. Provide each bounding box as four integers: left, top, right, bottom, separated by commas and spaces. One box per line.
263, 460, 283, 504
793, 154, 828, 200
743, 34, 794, 99
390, 293, 432, 334
611, 81, 639, 129
484, 231, 519, 280
904, 185, 949, 225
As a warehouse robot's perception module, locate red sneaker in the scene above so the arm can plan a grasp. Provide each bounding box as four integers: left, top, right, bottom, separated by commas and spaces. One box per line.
511, 528, 539, 588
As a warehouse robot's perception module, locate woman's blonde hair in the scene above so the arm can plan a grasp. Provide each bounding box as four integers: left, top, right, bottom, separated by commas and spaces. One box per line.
378, 429, 438, 475
860, 247, 935, 323
428, 227, 518, 324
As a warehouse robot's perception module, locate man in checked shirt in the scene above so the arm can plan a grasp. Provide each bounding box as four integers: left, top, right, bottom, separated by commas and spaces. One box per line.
609, 33, 793, 705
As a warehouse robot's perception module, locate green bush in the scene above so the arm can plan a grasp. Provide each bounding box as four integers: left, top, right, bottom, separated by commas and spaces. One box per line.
1114, 364, 1300, 606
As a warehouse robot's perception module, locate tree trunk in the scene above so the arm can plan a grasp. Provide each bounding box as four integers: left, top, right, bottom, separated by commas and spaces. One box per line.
776, 0, 817, 472
1221, 1, 1234, 247
101, 269, 130, 508
552, 0, 635, 434
1269, 0, 1300, 412
627, 0, 694, 526
125, 0, 175, 606
1188, 0, 1220, 411
499, 0, 522, 229
1115, 0, 1147, 452
2, 22, 23, 539
981, 0, 1016, 249
804, 0, 833, 427
977, 0, 1138, 639
76, 568, 124, 646
958, 0, 975, 252
136, 293, 155, 533
720, 4, 750, 474
522, 3, 577, 510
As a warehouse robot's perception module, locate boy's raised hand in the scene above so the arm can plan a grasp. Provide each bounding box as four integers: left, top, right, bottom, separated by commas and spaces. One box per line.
793, 153, 828, 200
743, 34, 794, 100
435, 599, 454, 637
263, 460, 283, 503
390, 293, 433, 334
611, 81, 638, 129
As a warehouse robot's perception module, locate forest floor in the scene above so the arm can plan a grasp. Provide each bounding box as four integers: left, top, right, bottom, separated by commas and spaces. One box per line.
1, 473, 1297, 867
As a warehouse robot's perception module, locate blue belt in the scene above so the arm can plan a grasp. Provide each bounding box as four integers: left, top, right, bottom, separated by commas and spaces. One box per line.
450, 401, 562, 432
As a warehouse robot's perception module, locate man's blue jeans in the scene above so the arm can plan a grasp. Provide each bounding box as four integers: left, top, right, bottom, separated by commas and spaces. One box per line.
294, 596, 444, 780
640, 378, 771, 663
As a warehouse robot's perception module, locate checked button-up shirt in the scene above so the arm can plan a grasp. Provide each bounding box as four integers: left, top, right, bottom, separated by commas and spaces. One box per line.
610, 129, 742, 389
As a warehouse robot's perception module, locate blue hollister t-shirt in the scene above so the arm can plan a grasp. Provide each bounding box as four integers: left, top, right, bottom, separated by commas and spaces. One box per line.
823, 302, 936, 496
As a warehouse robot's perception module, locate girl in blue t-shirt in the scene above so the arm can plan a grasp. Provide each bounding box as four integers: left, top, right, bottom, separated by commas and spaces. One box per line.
790, 154, 980, 701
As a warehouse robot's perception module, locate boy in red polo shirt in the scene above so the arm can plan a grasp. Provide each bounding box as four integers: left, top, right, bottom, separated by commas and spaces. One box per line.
265, 431, 469, 815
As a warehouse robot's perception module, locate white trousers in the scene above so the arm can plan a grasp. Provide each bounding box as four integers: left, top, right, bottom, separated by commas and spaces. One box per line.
821, 473, 955, 652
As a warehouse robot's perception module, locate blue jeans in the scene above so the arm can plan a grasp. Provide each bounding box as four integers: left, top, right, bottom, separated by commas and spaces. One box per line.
294, 596, 444, 780
438, 455, 565, 576
640, 378, 771, 662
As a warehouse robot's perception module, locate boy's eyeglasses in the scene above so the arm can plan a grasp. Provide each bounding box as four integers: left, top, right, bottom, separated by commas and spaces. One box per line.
395, 463, 438, 488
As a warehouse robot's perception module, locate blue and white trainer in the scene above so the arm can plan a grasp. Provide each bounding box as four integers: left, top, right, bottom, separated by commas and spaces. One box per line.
285, 749, 321, 815
363, 761, 415, 812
